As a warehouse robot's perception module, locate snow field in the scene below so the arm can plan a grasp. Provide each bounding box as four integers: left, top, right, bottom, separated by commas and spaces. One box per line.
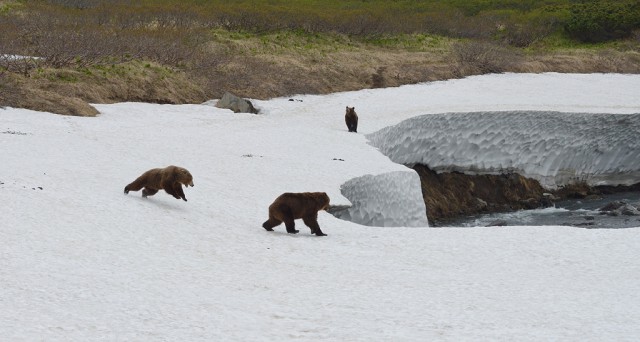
2, 73, 640, 340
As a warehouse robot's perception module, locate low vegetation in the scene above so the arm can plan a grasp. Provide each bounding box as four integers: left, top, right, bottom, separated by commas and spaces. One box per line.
1, 0, 639, 115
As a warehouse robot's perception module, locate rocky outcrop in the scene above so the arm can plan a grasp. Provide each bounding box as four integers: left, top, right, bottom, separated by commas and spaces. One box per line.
215, 92, 259, 114
413, 163, 640, 226
412, 164, 551, 225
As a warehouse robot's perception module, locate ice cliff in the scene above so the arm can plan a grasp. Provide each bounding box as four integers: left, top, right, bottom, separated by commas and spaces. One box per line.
334, 171, 429, 227
367, 111, 640, 189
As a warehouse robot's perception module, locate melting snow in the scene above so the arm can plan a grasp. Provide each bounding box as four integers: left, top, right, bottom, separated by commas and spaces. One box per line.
2, 73, 640, 340
367, 111, 640, 188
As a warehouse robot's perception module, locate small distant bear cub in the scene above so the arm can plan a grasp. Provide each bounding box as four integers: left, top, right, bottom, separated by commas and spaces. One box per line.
124, 165, 194, 201
345, 106, 358, 133
262, 192, 330, 236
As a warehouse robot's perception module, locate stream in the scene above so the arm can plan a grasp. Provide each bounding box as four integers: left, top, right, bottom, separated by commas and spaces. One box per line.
442, 191, 640, 228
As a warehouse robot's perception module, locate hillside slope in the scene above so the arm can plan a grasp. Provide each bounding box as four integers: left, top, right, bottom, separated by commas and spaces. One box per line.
2, 73, 640, 340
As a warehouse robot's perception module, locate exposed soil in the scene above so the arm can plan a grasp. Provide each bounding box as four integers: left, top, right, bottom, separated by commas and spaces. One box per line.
2, 45, 639, 116
412, 164, 640, 226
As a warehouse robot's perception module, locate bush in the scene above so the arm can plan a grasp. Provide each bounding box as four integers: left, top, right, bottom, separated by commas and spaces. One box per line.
565, 1, 640, 43
451, 41, 520, 75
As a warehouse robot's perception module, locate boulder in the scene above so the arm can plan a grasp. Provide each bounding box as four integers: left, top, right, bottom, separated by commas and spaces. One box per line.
486, 219, 508, 227
599, 200, 627, 212
620, 204, 640, 216
215, 92, 259, 114
599, 201, 640, 216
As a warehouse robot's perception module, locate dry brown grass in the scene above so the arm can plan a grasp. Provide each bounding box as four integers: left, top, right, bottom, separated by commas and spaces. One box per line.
2, 36, 640, 116
2, 61, 206, 116
516, 50, 640, 74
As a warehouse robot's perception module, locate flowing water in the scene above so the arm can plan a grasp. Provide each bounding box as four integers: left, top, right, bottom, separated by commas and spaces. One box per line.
443, 192, 640, 229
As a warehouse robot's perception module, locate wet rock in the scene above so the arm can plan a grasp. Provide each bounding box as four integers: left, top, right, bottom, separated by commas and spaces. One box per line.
486, 219, 508, 227
599, 200, 627, 212
599, 201, 640, 216
620, 204, 640, 216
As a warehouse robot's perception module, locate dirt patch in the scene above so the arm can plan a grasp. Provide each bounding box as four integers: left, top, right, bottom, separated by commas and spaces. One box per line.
2, 43, 639, 115
1, 61, 207, 116
412, 164, 550, 225
412, 164, 640, 226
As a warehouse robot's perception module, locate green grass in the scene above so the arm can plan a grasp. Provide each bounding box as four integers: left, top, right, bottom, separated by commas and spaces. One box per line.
8, 0, 637, 49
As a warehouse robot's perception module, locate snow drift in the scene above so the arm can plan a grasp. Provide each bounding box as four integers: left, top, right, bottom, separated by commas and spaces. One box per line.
367, 111, 640, 188
3, 73, 640, 341
333, 171, 429, 227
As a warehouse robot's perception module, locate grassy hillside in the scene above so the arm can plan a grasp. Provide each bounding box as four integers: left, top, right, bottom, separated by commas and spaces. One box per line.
1, 0, 639, 115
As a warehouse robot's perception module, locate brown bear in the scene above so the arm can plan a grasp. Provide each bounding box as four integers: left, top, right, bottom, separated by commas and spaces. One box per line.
345, 106, 358, 133
124, 165, 194, 201
262, 192, 330, 236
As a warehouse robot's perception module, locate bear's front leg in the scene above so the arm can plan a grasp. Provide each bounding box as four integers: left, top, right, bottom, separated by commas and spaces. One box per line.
162, 181, 181, 200
303, 216, 327, 236
174, 183, 187, 201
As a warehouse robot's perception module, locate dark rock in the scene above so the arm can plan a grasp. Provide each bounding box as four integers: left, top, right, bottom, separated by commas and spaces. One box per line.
326, 204, 351, 215
599, 200, 627, 212
620, 204, 640, 216
599, 201, 640, 216
412, 164, 549, 224
486, 219, 508, 227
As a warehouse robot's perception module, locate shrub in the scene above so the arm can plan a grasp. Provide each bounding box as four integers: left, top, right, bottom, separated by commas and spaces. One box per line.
451, 41, 519, 75
565, 1, 640, 43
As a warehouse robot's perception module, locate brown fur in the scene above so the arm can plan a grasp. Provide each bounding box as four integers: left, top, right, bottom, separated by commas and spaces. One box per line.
345, 106, 358, 133
124, 165, 194, 201
262, 192, 330, 236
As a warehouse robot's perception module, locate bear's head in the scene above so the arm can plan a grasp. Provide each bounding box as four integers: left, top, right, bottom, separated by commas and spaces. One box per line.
316, 192, 330, 211
176, 167, 194, 187
345, 106, 356, 116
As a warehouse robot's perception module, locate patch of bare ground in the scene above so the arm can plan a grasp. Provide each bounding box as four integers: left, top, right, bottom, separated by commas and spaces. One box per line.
412, 164, 550, 226
413, 164, 640, 226
1, 61, 207, 116
516, 49, 640, 74
2, 41, 640, 116
203, 48, 457, 100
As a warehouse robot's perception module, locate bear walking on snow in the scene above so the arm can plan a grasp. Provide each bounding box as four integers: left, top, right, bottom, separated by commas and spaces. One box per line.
124, 165, 194, 201
262, 192, 330, 236
345, 106, 358, 133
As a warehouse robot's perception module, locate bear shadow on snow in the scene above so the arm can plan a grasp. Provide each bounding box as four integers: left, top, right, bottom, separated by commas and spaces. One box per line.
262, 192, 331, 236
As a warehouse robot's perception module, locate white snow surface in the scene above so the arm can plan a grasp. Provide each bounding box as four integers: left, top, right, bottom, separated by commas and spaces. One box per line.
367, 111, 640, 188
2, 73, 640, 341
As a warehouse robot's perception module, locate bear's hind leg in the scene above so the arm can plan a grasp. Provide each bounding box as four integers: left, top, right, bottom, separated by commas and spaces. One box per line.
262, 217, 282, 231
142, 188, 159, 198
284, 218, 299, 234
124, 179, 145, 194
278, 208, 299, 234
